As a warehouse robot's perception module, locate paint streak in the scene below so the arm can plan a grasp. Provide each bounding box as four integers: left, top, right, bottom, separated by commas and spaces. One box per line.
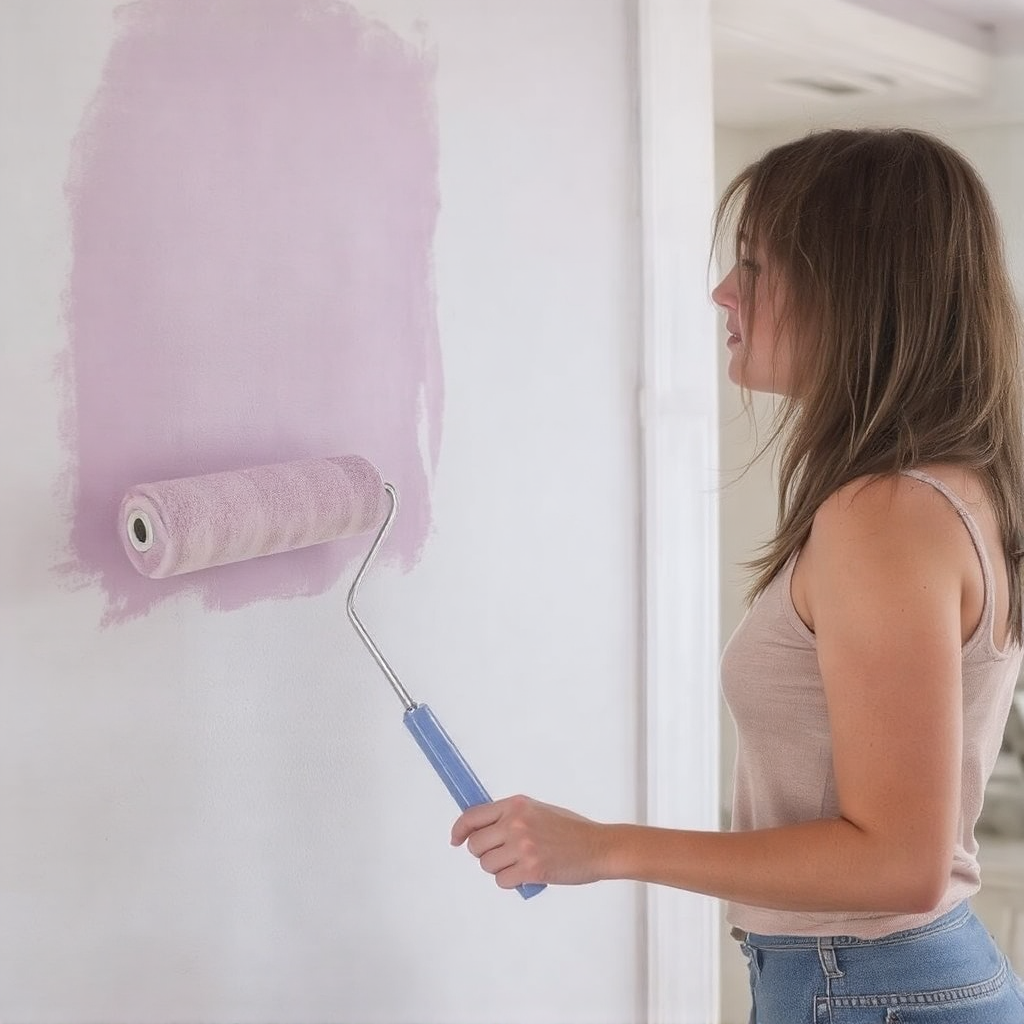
59, 0, 442, 622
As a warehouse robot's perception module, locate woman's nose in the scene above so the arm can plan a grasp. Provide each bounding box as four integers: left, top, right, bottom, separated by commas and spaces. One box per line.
711, 265, 738, 310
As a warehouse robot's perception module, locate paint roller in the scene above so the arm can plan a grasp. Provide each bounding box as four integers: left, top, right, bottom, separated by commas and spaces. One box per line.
119, 455, 545, 900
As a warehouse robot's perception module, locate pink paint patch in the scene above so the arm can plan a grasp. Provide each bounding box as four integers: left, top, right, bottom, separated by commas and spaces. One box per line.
59, 0, 442, 622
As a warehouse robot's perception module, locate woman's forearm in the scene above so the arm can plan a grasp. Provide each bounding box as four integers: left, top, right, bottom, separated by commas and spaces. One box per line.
601, 818, 944, 915
451, 796, 949, 910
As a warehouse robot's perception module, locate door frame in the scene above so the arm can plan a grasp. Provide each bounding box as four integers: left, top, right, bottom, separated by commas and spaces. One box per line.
637, 1, 721, 1020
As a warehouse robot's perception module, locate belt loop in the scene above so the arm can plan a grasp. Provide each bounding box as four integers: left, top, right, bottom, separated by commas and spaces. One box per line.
816, 937, 844, 980
816, 937, 844, 1024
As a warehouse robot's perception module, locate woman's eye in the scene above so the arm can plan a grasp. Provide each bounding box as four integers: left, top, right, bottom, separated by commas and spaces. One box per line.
740, 257, 761, 274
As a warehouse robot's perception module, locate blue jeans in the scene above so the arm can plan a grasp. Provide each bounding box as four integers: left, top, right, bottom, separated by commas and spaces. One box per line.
737, 902, 1024, 1023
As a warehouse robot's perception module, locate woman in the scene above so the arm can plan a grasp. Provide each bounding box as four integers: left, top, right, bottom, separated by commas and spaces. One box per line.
452, 128, 1024, 1021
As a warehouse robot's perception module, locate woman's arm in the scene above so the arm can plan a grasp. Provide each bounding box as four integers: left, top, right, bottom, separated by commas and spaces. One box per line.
452, 474, 967, 913
452, 807, 938, 913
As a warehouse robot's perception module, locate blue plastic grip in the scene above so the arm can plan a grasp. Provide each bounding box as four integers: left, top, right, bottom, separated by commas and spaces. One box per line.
403, 703, 546, 900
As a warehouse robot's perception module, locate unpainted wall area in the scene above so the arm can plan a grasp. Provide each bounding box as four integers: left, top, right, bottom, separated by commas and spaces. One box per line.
0, 1, 644, 1021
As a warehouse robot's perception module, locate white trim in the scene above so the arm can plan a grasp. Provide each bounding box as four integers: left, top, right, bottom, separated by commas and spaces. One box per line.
637, 0, 720, 1021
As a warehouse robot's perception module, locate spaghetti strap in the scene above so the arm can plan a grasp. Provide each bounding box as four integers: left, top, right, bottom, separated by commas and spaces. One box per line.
900, 468, 996, 654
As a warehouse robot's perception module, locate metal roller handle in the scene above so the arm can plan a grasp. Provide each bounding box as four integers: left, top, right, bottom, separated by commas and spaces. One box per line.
346, 483, 415, 711
346, 481, 546, 901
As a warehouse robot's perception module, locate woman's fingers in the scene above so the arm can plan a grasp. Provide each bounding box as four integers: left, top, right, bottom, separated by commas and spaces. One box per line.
466, 823, 507, 859
479, 845, 519, 878
450, 800, 502, 847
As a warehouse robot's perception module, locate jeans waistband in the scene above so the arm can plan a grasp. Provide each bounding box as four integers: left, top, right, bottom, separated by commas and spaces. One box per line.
730, 901, 972, 950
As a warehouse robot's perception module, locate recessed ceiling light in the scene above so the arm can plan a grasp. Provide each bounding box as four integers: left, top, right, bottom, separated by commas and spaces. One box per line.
775, 71, 895, 97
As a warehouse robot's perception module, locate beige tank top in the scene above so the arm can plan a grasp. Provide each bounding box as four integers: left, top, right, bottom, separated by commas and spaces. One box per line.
721, 469, 1023, 939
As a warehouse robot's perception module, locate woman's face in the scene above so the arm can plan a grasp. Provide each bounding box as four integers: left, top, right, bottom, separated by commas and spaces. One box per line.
712, 257, 793, 396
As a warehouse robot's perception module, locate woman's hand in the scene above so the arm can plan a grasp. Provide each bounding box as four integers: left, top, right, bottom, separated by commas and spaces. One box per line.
450, 795, 612, 889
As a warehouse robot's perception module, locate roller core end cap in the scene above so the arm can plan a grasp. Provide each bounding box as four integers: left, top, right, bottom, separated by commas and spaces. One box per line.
126, 509, 154, 552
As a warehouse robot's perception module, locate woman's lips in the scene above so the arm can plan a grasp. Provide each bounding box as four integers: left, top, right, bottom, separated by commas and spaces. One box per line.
727, 333, 742, 348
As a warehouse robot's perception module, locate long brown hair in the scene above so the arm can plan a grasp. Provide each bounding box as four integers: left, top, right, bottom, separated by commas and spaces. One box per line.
714, 127, 1024, 644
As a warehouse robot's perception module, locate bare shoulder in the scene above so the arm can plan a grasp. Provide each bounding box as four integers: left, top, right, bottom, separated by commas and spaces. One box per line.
809, 472, 968, 559
794, 472, 970, 633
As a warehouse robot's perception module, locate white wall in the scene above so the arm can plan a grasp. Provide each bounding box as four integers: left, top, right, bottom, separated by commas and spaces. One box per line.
0, 2, 658, 1021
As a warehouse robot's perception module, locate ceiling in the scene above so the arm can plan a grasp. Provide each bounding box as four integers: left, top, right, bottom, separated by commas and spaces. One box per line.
927, 0, 1024, 19
713, 0, 1024, 128
846, 0, 1024, 49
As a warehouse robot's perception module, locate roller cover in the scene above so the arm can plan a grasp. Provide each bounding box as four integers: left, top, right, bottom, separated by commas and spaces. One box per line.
119, 456, 386, 578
